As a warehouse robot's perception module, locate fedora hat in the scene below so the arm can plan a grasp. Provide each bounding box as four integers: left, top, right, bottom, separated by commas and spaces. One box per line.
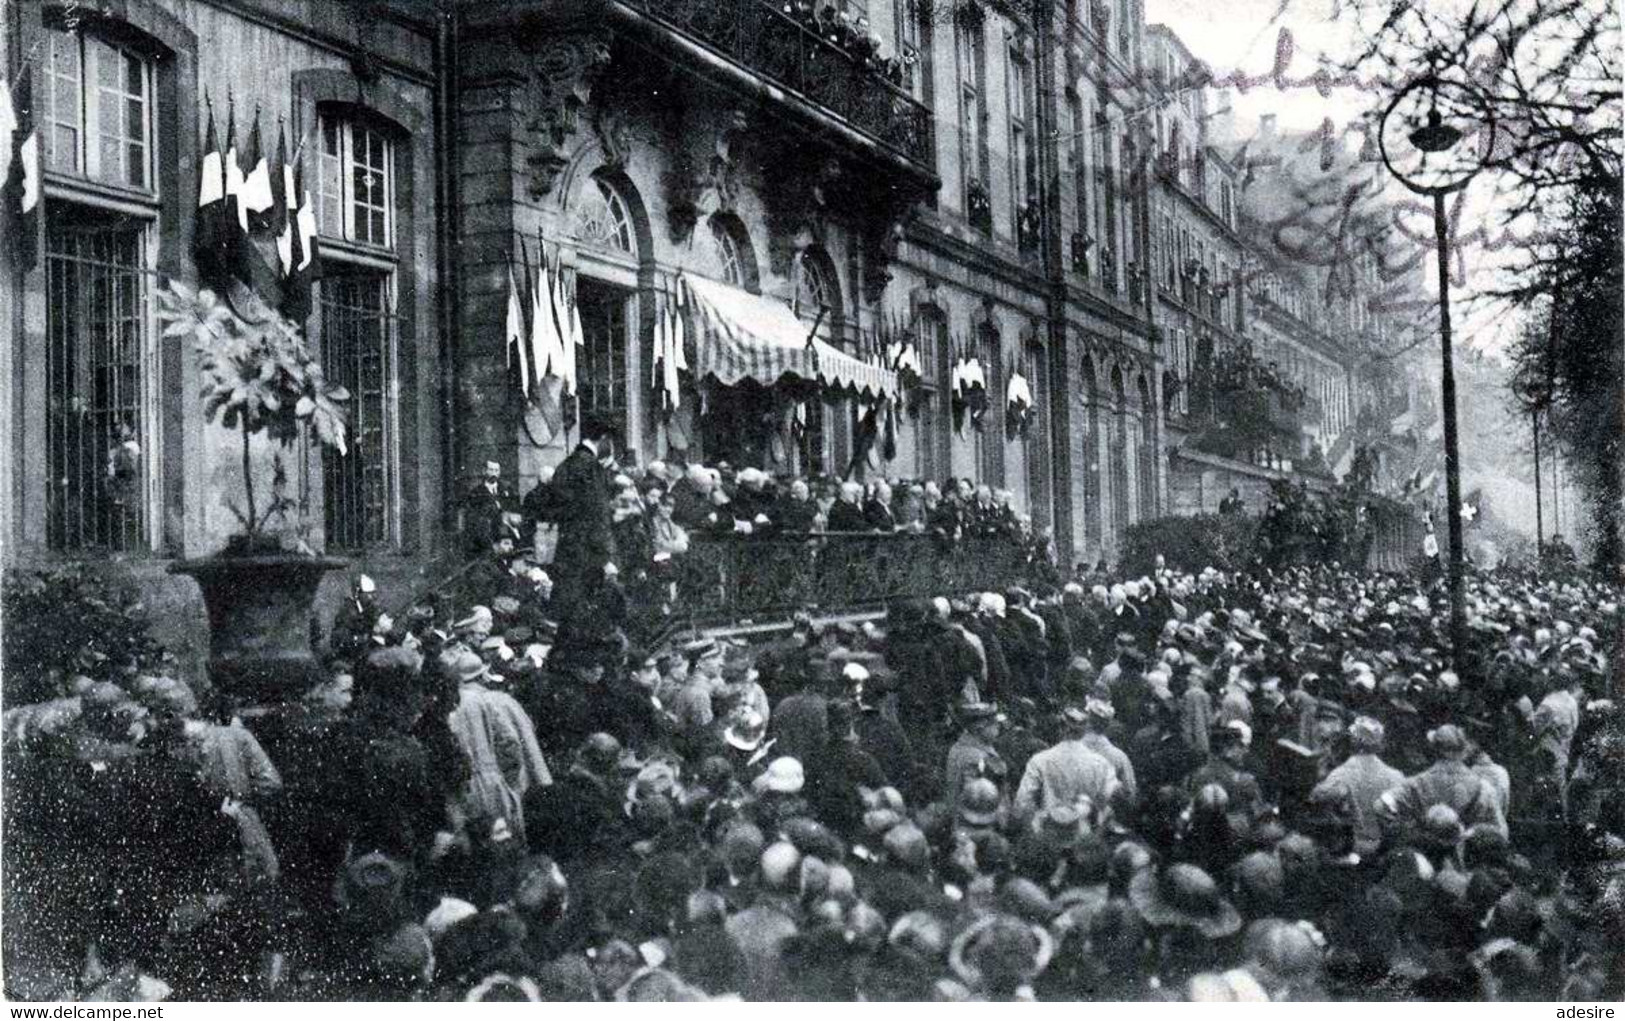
948, 914, 1055, 989
752, 756, 805, 795
722, 706, 767, 751
1128, 864, 1242, 938
439, 647, 490, 684
958, 777, 1002, 827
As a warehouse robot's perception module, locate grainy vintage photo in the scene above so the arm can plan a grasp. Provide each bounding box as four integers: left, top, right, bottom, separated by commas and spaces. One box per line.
0, 0, 1620, 1004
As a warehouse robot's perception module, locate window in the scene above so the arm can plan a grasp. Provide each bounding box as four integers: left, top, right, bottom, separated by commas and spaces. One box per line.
957, 19, 988, 222
1080, 356, 1101, 551
1006, 48, 1034, 226
44, 206, 156, 552
1097, 128, 1116, 288
578, 280, 632, 451
316, 113, 394, 247
1023, 343, 1047, 522
1136, 376, 1156, 517
42, 28, 155, 191
714, 221, 743, 286
576, 177, 636, 256
320, 267, 395, 550
894, 0, 929, 102
1068, 93, 1088, 258
1109, 367, 1129, 535
915, 313, 947, 481
795, 253, 833, 316
976, 326, 1002, 486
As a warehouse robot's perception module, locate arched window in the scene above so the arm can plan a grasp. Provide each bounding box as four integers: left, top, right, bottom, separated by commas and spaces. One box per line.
795, 254, 833, 316
1080, 355, 1101, 553
1023, 342, 1048, 525
976, 324, 1002, 487
1109, 365, 1130, 538
707, 214, 756, 290
575, 177, 636, 256
1136, 375, 1156, 519
714, 221, 742, 285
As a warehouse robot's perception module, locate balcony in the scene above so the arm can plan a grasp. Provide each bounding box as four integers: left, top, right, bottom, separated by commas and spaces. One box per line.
619, 0, 935, 172
1233, 388, 1305, 436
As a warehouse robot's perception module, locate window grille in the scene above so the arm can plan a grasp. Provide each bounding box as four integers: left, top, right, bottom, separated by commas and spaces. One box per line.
320, 267, 396, 550
45, 206, 156, 552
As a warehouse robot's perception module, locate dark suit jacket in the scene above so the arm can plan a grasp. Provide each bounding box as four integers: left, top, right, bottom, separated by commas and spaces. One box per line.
548, 445, 615, 596
463, 480, 517, 554
862, 499, 898, 532
825, 500, 868, 533
776, 497, 819, 533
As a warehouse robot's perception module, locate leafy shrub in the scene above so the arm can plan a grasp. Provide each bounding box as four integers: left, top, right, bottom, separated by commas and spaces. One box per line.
2, 565, 170, 705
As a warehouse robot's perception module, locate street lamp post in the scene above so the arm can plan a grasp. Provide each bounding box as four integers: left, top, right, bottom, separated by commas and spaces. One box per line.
1378, 73, 1494, 673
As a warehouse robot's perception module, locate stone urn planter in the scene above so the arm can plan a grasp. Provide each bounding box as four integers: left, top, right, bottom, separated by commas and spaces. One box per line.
156, 280, 354, 701
170, 552, 347, 700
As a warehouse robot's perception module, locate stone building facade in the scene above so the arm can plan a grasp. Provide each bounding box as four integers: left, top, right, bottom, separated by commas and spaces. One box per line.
1, 0, 1428, 659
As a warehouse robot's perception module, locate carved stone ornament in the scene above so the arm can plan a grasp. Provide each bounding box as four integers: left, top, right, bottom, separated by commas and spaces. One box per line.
593, 104, 633, 171
522, 28, 613, 200
764, 156, 844, 278
662, 108, 751, 244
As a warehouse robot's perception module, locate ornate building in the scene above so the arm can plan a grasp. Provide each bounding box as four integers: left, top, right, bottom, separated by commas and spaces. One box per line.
15, 0, 1371, 657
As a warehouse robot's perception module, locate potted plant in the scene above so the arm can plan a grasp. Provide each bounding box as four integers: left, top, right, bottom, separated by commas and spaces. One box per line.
158, 281, 351, 700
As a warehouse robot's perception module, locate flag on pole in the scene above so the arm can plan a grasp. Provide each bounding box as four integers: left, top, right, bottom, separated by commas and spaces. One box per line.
193, 95, 237, 290
272, 121, 294, 275
225, 99, 249, 234
506, 255, 530, 396
281, 154, 320, 323
4, 68, 40, 269
528, 239, 564, 433
241, 110, 275, 230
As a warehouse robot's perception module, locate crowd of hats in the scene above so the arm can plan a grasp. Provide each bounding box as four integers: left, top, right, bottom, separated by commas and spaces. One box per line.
4, 538, 1621, 1002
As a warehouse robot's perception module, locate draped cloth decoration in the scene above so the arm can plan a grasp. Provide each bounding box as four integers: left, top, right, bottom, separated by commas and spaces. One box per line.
1006, 370, 1034, 438
683, 275, 898, 400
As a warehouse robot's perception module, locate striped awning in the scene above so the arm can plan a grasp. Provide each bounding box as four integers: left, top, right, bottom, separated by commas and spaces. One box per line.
683, 275, 897, 399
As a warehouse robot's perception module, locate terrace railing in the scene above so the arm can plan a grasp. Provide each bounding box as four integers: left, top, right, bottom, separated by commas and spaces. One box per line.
622, 0, 935, 169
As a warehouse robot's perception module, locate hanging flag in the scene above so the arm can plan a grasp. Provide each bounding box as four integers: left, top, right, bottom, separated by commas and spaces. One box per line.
506, 255, 530, 396
528, 239, 565, 433
1006, 370, 1033, 438
193, 96, 237, 290
225, 100, 249, 234
272, 121, 294, 275
881, 397, 898, 463
241, 110, 275, 231
5, 68, 39, 270
281, 154, 320, 323
673, 277, 688, 372
533, 240, 565, 385
850, 401, 881, 477
0, 76, 15, 183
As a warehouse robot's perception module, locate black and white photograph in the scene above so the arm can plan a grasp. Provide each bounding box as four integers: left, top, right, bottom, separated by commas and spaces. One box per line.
0, 0, 1620, 1004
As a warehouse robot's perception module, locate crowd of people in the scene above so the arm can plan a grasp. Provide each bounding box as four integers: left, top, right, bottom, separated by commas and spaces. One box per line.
2, 421, 1621, 1004
460, 419, 1059, 640
776, 0, 919, 90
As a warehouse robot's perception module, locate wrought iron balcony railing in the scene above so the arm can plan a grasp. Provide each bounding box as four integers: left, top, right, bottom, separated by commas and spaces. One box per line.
622, 0, 935, 169
643, 532, 1035, 636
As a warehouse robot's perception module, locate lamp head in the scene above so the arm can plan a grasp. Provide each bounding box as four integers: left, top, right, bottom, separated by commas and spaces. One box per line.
1409, 106, 1463, 154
